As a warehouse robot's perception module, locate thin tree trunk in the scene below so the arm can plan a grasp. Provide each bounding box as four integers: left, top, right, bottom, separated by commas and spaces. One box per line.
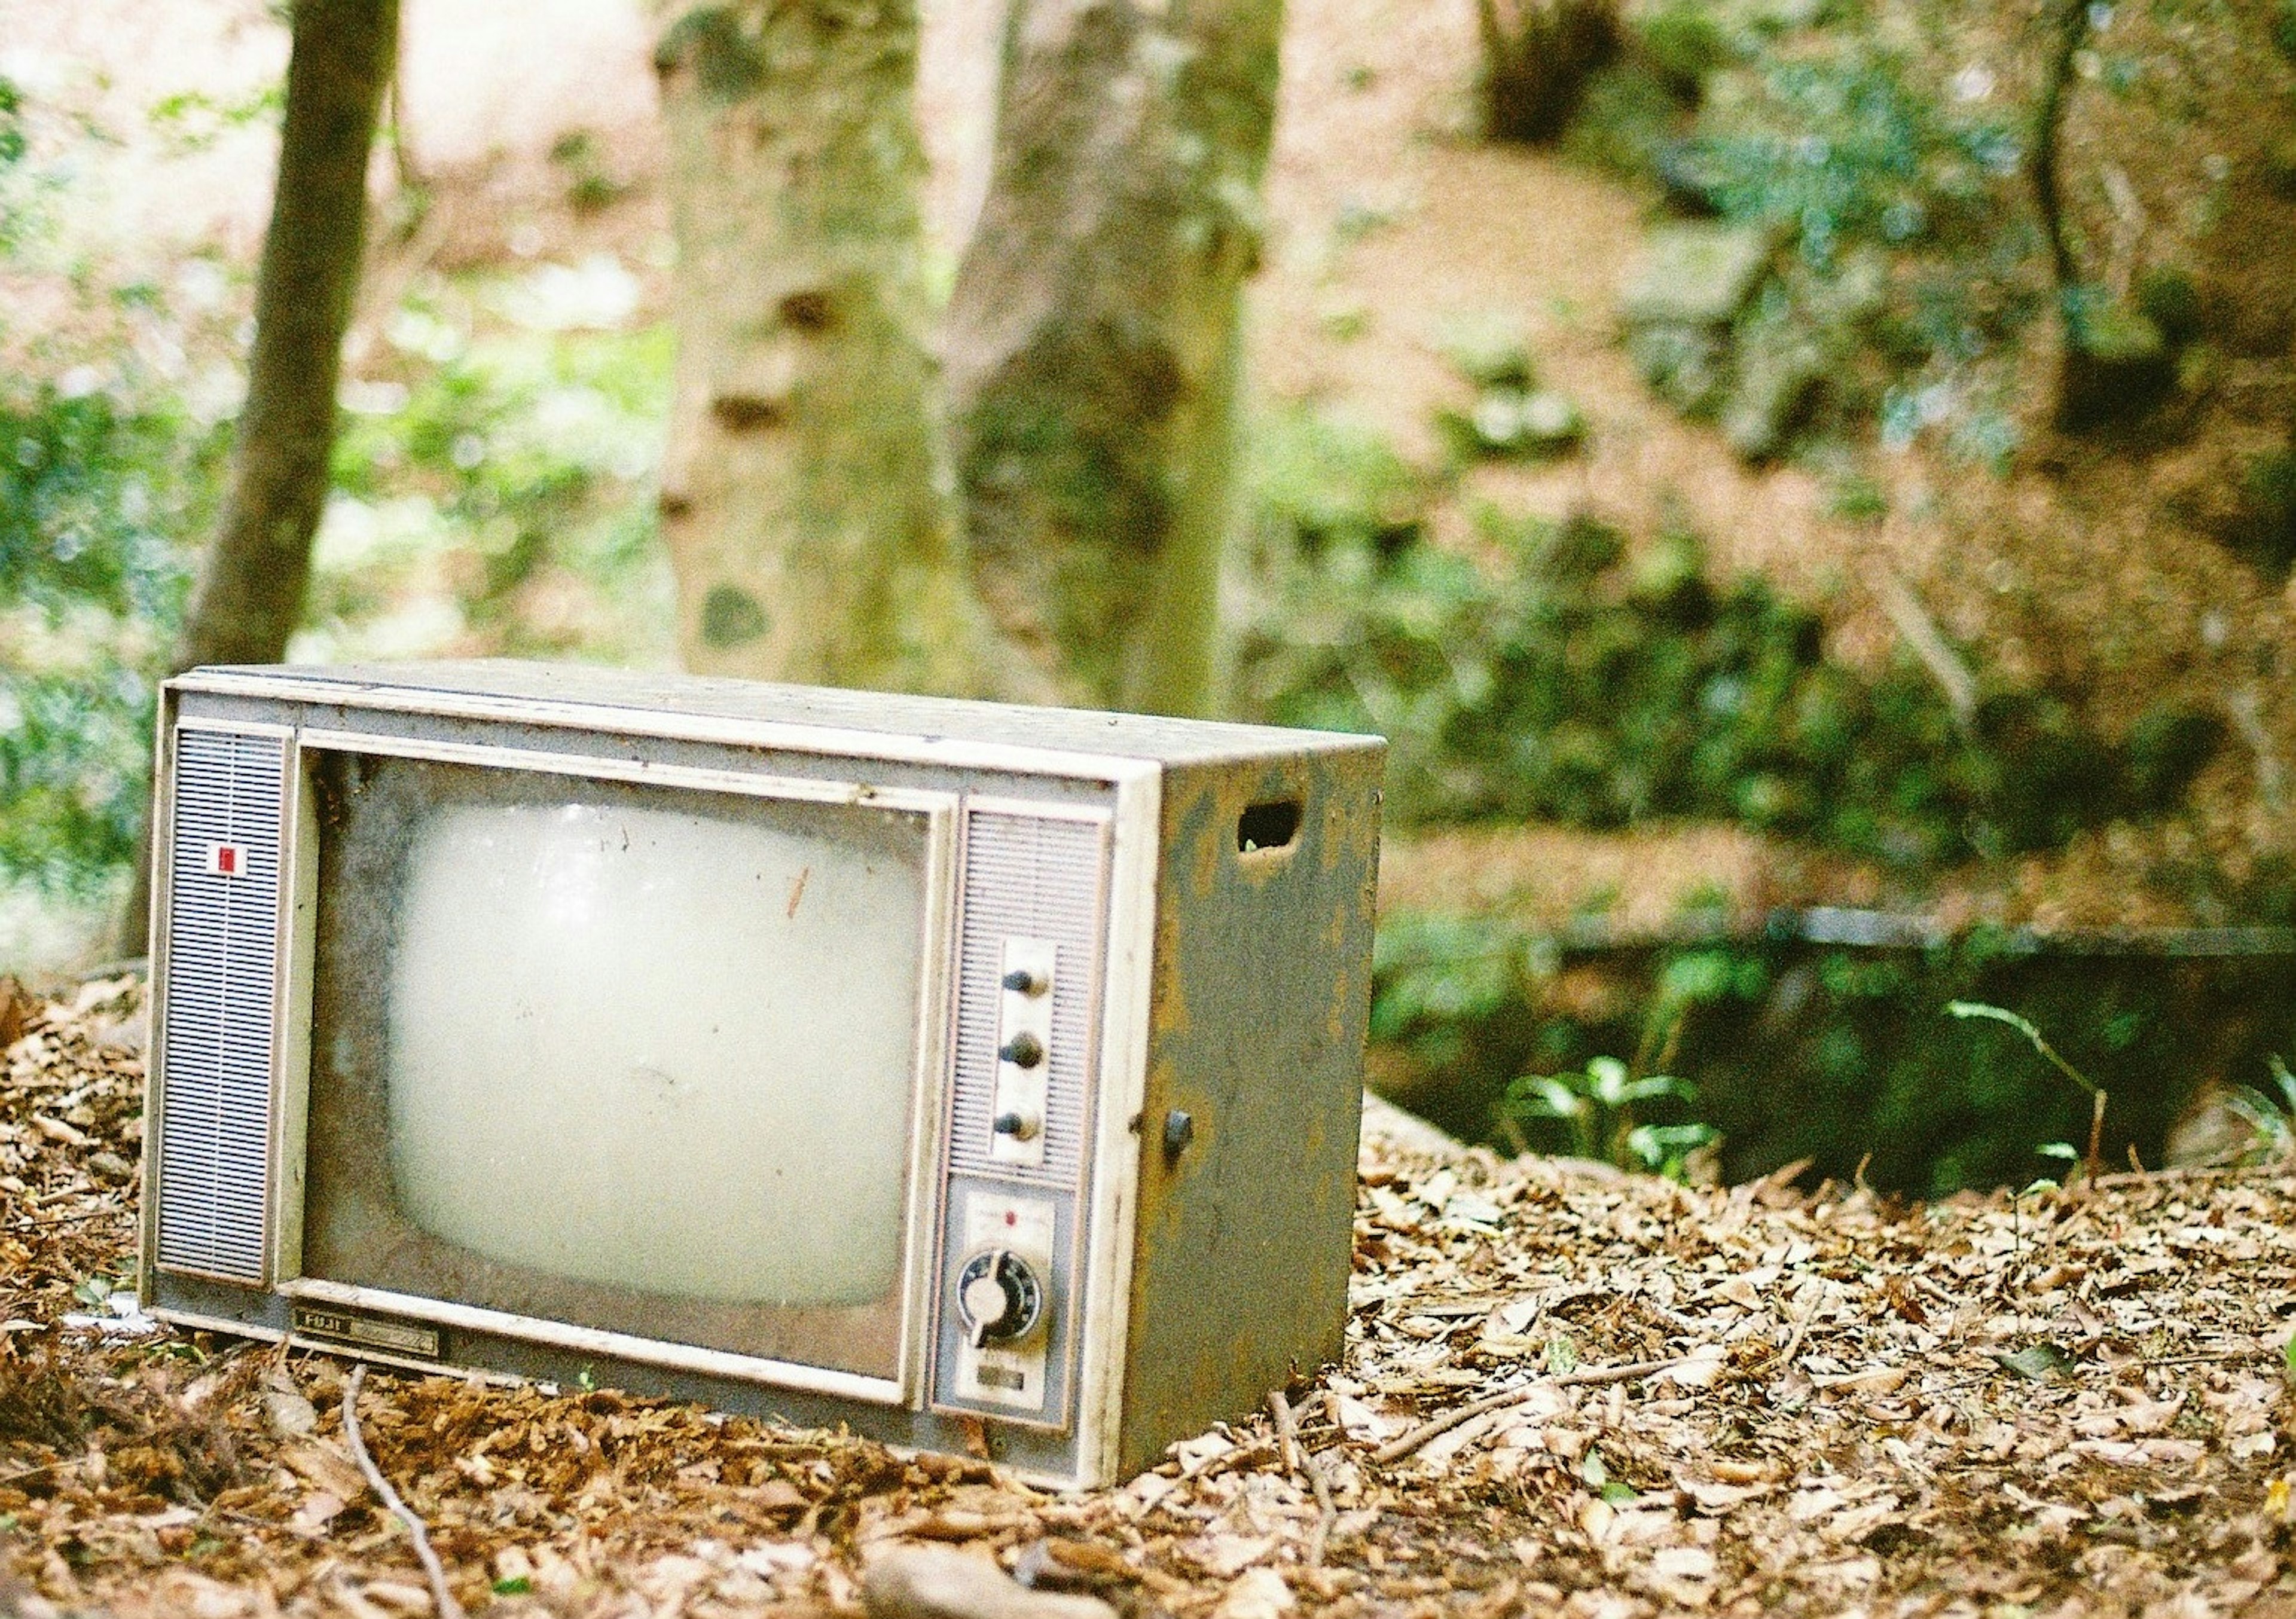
175, 0, 397, 671
2031, 0, 2089, 299
119, 0, 395, 952
654, 1, 1025, 698
943, 0, 1286, 716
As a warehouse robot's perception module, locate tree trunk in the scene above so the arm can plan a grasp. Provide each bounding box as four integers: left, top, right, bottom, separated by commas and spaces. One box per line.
120, 0, 395, 953
173, 0, 397, 671
943, 0, 1285, 717
654, 1, 1025, 698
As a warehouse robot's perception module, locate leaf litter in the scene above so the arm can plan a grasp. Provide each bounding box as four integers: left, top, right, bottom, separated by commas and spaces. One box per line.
2, 978, 2294, 1616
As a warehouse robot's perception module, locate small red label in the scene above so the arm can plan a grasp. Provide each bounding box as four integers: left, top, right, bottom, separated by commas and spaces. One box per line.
204, 843, 245, 877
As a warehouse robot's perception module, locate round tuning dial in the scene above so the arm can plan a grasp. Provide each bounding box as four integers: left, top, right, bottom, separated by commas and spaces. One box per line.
955, 1248, 1045, 1348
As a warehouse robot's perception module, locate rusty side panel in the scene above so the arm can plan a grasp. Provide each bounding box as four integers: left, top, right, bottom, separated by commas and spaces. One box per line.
1115, 744, 1383, 1479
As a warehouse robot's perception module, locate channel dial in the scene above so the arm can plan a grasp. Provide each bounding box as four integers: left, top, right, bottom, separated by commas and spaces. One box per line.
955, 1248, 1044, 1348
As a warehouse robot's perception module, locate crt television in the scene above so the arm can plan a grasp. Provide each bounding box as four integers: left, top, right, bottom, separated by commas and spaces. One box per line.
138, 661, 1383, 1487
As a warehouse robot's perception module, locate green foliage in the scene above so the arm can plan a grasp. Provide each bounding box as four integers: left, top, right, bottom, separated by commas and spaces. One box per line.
1583, 14, 2047, 462
1633, 3, 1735, 92
1669, 42, 2016, 270
1564, 59, 1691, 175
2225, 1055, 2296, 1163
1372, 914, 2292, 1195
2133, 265, 2204, 346
146, 84, 284, 155
2227, 442, 2296, 578
0, 389, 224, 897
654, 6, 767, 103
1238, 410, 2210, 863
1501, 1054, 1717, 1177
316, 287, 673, 665
0, 75, 39, 258
1, 59, 670, 909
0, 78, 233, 899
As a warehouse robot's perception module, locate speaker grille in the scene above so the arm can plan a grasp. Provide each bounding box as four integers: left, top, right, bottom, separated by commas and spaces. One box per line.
154, 729, 286, 1282
948, 812, 1106, 1186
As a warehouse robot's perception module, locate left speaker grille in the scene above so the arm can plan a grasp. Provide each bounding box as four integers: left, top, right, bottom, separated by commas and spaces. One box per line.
154, 729, 285, 1282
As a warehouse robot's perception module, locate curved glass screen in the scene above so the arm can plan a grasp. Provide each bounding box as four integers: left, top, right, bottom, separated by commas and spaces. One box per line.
301, 750, 933, 1382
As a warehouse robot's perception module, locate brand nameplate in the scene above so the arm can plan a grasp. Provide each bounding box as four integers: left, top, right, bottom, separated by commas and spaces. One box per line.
291, 1305, 442, 1360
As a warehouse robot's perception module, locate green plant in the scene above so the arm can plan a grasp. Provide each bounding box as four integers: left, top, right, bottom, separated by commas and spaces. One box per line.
2225, 1055, 2296, 1162
1238, 413, 2207, 863
1580, 13, 2049, 462
0, 91, 232, 897
1369, 913, 2264, 1196
1665, 41, 2019, 271
1501, 1054, 1718, 1176
316, 283, 673, 665
1946, 1001, 2106, 1178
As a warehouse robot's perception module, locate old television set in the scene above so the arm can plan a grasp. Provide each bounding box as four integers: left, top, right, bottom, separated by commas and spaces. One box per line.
138, 661, 1382, 1487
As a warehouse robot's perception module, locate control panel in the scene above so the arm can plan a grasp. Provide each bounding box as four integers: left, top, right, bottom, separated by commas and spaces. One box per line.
934, 811, 1106, 1432
947, 1187, 1057, 1410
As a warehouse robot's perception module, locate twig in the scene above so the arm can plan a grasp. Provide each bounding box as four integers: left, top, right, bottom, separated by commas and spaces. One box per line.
342, 1366, 466, 1619
0, 1458, 71, 1488
1268, 1388, 1302, 1474
2092, 1161, 2285, 1190
1269, 1389, 1339, 1566
13, 1206, 123, 1232
1775, 1281, 1824, 1371
1371, 1357, 1687, 1466
1873, 567, 1975, 727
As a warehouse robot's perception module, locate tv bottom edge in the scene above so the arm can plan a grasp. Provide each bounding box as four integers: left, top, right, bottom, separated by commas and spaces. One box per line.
146, 1272, 1099, 1487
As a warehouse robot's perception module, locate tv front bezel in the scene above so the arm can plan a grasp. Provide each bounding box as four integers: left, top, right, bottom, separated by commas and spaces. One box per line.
146, 721, 970, 1411
139, 665, 1198, 1487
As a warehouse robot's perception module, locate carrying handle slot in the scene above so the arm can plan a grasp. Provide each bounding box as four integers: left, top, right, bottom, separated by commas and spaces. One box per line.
1236, 799, 1302, 856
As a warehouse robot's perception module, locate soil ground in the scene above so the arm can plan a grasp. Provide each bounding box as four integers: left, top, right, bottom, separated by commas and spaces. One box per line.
6, 977, 2296, 1617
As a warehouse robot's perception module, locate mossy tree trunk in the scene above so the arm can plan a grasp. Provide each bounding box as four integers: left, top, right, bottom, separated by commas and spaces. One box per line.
942, 0, 1286, 716
654, 1, 1024, 698
121, 0, 396, 951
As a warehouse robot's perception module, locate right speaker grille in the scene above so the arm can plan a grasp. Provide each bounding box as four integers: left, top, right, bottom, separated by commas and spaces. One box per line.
947, 811, 1107, 1187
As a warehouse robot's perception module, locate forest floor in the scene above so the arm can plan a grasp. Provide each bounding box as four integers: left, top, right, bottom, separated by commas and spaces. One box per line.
7, 978, 2296, 1617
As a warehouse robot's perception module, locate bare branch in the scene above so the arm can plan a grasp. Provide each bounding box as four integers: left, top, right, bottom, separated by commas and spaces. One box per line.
342, 1366, 465, 1619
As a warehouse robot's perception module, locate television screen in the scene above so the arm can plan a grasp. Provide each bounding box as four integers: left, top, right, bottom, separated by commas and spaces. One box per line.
300, 751, 933, 1382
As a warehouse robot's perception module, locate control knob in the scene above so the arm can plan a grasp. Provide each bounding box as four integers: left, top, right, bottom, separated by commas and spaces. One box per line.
955, 1248, 1045, 1348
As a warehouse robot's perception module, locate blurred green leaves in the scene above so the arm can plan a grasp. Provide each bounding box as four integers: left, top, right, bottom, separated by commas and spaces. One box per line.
1236, 407, 2213, 866
1504, 1054, 1718, 1177
0, 77, 231, 899
0, 389, 226, 897
316, 291, 673, 666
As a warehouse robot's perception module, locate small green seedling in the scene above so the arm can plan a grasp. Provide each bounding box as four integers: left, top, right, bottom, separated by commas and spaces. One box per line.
1946, 1001, 2106, 1181
1504, 1055, 1718, 1178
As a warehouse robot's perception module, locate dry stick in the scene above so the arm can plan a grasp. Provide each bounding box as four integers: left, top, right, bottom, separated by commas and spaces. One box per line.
2093, 1160, 2280, 1190
1874, 567, 1976, 727
1268, 1388, 1302, 1474
1371, 1357, 1687, 1467
1268, 1389, 1338, 1566
343, 1365, 466, 1619
1775, 1279, 1825, 1373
